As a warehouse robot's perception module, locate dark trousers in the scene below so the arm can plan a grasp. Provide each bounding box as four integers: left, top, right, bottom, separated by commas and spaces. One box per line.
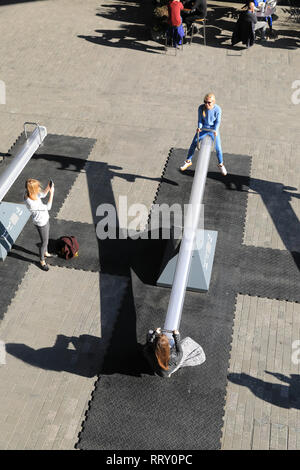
183, 14, 203, 29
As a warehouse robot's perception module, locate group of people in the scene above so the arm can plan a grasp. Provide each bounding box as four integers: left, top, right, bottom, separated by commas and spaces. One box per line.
167, 0, 274, 49
167, 0, 207, 48
232, 0, 274, 47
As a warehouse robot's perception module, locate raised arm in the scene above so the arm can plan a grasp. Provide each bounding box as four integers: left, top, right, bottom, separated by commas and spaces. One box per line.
197, 104, 204, 130
172, 330, 183, 354
46, 183, 55, 210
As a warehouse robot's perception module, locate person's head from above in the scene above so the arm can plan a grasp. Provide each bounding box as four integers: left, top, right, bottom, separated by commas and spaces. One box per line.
204, 93, 215, 110
248, 1, 255, 11
25, 178, 42, 200
154, 333, 170, 371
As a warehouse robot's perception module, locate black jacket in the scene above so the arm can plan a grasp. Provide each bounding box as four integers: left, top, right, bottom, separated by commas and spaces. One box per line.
184, 0, 207, 18
232, 10, 257, 46
144, 330, 183, 377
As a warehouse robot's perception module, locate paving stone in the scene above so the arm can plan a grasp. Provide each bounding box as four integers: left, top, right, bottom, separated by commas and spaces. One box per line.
0, 0, 299, 450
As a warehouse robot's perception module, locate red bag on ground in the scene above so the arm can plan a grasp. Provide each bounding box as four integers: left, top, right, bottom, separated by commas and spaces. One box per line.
59, 236, 79, 260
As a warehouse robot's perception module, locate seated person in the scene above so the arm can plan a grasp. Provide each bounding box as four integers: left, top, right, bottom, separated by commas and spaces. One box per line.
167, 0, 185, 48
181, 0, 207, 31
143, 328, 183, 378
254, 0, 273, 36
232, 1, 258, 47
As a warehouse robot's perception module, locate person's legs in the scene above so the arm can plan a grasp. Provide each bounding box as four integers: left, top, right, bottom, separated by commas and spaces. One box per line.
215, 133, 223, 164
176, 24, 184, 46
267, 15, 272, 32
184, 14, 203, 32
254, 21, 267, 39
171, 26, 177, 47
169, 26, 182, 48
187, 132, 198, 161
36, 222, 50, 269
181, 131, 207, 171
267, 15, 273, 36
166, 26, 174, 47
261, 22, 267, 39
214, 133, 227, 175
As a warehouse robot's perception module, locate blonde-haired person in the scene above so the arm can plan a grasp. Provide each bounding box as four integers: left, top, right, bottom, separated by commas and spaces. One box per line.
180, 93, 227, 175
24, 178, 55, 271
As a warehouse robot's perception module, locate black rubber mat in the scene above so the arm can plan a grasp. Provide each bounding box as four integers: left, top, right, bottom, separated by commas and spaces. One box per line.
0, 133, 96, 321
77, 148, 300, 450
75, 150, 243, 450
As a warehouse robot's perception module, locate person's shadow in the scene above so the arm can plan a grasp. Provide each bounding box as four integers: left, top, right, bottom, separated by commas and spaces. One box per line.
205, 171, 300, 269
228, 371, 300, 409
6, 330, 154, 378
6, 334, 105, 378
78, 25, 165, 54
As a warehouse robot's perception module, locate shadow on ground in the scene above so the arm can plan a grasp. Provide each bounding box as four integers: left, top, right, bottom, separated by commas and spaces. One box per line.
228, 371, 300, 409
6, 335, 105, 378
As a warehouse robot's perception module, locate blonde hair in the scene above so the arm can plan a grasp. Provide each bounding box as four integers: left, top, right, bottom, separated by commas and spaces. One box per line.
203, 93, 215, 118
25, 179, 42, 200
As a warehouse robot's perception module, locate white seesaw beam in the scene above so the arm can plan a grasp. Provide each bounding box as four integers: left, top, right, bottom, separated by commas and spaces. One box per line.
0, 123, 47, 203
163, 133, 214, 333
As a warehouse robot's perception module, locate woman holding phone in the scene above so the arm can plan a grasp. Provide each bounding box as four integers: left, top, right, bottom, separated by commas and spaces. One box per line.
24, 178, 55, 271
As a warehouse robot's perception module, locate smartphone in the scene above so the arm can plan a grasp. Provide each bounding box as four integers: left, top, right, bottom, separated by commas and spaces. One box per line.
49, 179, 53, 188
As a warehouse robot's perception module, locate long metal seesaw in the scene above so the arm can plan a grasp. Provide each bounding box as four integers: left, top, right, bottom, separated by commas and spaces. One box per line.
162, 130, 215, 334
0, 122, 47, 202
0, 122, 47, 260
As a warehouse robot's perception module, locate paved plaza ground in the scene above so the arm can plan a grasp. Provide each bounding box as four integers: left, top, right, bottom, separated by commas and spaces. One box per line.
0, 0, 299, 451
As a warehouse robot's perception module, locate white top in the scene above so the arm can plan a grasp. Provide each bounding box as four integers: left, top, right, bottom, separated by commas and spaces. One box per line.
25, 191, 52, 227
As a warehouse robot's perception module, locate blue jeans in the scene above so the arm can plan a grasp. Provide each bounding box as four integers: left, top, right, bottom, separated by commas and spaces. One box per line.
187, 130, 223, 164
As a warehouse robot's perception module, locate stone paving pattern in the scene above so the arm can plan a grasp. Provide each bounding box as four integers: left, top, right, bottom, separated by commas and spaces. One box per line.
0, 0, 299, 450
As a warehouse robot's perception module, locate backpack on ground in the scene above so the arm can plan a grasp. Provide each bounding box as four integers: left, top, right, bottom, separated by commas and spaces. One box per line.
58, 236, 79, 260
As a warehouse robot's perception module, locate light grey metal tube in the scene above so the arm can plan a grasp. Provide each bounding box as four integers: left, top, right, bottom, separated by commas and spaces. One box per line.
163, 134, 213, 332
0, 124, 47, 203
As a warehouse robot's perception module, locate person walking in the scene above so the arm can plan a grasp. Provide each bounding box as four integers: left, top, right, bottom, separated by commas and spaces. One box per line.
180, 93, 227, 175
24, 178, 55, 271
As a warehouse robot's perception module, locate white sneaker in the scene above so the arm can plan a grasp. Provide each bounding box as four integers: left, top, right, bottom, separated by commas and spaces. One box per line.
218, 163, 227, 176
180, 160, 192, 171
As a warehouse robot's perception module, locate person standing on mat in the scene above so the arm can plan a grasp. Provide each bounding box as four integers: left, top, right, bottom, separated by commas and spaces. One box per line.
180, 93, 227, 175
143, 328, 183, 378
24, 178, 55, 271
